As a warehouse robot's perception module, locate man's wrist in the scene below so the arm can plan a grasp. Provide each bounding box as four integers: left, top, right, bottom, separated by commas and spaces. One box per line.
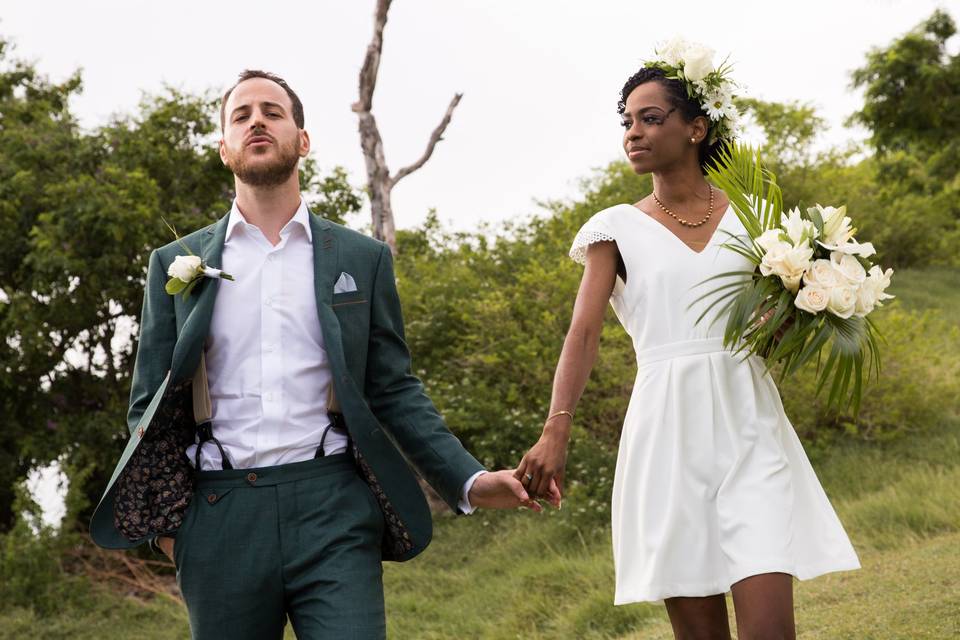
460, 469, 487, 514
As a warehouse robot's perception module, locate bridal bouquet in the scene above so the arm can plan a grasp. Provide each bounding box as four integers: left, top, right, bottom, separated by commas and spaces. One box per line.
694, 143, 894, 415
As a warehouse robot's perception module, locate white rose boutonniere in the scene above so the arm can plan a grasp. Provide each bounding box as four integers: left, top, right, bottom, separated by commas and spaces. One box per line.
162, 218, 234, 300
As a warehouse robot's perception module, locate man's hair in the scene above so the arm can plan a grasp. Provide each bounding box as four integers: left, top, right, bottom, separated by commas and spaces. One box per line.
220, 69, 305, 130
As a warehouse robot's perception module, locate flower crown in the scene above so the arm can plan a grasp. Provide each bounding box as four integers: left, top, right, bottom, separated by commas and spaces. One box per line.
643, 37, 741, 145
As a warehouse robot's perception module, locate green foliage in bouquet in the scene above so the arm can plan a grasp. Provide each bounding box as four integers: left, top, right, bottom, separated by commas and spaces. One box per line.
693, 143, 885, 416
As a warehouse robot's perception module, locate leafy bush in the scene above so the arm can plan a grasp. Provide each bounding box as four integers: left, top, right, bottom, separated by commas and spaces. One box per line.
0, 486, 72, 615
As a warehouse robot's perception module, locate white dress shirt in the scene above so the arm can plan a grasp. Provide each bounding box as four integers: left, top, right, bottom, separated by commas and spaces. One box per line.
187, 198, 482, 512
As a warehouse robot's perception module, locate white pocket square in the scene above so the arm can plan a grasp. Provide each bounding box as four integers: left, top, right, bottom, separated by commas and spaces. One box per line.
333, 271, 358, 294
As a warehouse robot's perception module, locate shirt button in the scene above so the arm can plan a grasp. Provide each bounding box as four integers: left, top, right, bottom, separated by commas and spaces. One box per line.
264, 392, 274, 402
246, 472, 258, 485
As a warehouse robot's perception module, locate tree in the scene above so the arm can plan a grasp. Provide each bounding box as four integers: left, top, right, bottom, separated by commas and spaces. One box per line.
850, 9, 960, 162
352, 0, 462, 253
0, 36, 88, 532
849, 9, 960, 267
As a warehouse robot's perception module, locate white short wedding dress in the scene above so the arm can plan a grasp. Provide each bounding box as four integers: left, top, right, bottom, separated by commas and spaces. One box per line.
570, 202, 861, 605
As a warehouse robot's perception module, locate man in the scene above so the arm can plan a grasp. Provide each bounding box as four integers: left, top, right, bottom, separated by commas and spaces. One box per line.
89, 69, 557, 639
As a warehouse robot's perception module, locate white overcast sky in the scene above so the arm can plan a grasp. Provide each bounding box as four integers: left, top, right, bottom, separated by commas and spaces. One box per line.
3, 0, 958, 233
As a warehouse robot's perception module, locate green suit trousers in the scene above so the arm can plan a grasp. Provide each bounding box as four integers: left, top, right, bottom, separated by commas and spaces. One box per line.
173, 453, 386, 639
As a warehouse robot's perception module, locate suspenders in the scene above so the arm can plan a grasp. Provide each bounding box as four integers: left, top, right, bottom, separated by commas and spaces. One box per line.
191, 354, 350, 471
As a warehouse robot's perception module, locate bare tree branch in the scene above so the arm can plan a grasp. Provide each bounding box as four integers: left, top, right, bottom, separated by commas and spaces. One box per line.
391, 93, 463, 187
352, 0, 391, 114
352, 0, 462, 254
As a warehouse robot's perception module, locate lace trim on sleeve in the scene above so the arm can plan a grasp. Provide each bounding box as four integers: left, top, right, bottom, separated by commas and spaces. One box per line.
569, 229, 616, 265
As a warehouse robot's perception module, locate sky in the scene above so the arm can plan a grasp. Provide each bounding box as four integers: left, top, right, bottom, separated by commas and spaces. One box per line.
4, 0, 958, 239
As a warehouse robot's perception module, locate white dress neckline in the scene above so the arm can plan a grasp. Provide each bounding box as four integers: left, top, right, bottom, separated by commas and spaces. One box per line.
625, 202, 734, 256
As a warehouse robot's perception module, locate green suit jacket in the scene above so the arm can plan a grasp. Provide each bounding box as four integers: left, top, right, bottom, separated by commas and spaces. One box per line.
89, 210, 484, 561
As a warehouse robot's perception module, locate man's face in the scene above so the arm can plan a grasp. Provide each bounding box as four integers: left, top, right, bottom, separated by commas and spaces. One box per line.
219, 77, 309, 187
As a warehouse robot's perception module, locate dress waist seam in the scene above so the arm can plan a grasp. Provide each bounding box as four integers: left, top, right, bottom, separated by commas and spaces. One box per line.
635, 337, 740, 367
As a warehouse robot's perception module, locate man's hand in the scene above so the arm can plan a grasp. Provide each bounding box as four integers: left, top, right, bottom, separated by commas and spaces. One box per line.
468, 470, 558, 512
156, 535, 175, 563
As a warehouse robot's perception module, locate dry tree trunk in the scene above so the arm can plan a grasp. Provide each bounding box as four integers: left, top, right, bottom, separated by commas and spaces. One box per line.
352, 0, 462, 254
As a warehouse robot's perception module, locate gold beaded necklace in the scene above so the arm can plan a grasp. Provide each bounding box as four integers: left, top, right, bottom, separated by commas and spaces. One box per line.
652, 185, 714, 228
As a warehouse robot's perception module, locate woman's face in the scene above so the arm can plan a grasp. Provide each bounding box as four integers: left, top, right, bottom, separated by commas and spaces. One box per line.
621, 81, 703, 174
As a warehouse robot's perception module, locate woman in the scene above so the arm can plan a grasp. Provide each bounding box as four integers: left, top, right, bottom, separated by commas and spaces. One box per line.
515, 45, 861, 639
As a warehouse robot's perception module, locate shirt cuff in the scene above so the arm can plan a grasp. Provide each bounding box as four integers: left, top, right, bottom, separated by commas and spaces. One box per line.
458, 470, 487, 514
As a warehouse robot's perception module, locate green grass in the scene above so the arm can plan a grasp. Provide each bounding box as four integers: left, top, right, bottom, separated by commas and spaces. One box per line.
887, 266, 960, 324
0, 580, 187, 640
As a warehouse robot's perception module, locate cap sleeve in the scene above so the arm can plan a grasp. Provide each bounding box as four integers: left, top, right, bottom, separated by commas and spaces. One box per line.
569, 210, 617, 265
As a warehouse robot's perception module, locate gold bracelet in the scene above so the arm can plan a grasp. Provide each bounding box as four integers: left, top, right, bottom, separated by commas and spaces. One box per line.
545, 410, 574, 424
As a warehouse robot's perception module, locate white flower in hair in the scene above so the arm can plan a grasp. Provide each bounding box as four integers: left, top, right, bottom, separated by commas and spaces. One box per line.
658, 36, 688, 66
682, 43, 716, 81
646, 37, 740, 143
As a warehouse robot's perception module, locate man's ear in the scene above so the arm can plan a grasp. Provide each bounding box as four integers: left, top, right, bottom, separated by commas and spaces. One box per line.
299, 129, 311, 157
218, 138, 228, 166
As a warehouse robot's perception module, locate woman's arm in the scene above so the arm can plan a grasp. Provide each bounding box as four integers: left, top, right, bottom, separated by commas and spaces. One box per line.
514, 240, 620, 499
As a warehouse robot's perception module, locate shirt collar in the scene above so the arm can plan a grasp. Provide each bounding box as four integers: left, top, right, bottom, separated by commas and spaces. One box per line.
225, 197, 313, 243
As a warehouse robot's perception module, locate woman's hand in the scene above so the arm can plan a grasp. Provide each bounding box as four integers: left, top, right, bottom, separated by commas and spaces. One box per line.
515, 425, 570, 505
758, 307, 794, 342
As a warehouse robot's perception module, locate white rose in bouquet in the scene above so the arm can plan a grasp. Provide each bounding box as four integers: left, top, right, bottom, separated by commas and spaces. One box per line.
760, 241, 813, 293
794, 284, 829, 314
826, 285, 858, 319
803, 258, 841, 288
168, 255, 203, 283
682, 43, 715, 82
830, 251, 867, 286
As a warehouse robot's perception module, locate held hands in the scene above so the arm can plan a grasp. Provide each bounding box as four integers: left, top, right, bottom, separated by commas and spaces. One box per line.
514, 424, 569, 507
467, 469, 560, 512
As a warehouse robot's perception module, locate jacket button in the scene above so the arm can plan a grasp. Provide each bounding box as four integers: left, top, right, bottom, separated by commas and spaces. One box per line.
246, 472, 258, 484
207, 493, 217, 504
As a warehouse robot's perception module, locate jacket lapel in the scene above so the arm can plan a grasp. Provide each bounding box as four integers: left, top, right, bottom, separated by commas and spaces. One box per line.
169, 214, 229, 384
310, 213, 347, 368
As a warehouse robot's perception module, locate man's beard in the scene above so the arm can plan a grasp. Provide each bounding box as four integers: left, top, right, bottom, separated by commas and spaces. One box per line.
226, 134, 301, 187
